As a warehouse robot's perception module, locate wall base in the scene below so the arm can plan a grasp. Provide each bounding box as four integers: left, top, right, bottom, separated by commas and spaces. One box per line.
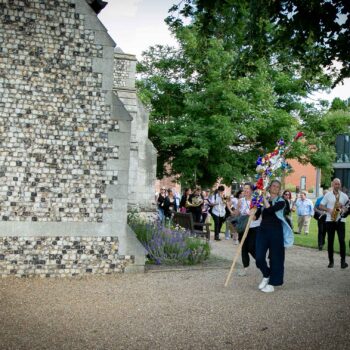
0, 236, 133, 278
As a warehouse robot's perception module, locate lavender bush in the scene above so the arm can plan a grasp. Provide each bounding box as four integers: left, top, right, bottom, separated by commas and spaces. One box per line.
128, 214, 210, 265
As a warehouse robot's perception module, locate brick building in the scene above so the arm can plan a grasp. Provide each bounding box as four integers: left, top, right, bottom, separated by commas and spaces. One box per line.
284, 159, 318, 193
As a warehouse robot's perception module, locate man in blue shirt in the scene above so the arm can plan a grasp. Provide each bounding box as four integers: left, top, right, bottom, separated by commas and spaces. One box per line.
294, 191, 314, 235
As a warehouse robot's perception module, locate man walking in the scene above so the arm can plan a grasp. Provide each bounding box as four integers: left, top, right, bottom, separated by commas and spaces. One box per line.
320, 178, 349, 269
294, 191, 314, 235
314, 190, 328, 250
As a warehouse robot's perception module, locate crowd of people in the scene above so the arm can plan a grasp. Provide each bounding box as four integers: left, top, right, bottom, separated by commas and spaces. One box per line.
156, 185, 242, 243
156, 178, 349, 292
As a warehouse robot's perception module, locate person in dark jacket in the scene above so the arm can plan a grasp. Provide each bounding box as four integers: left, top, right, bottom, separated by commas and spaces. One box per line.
163, 189, 178, 225
282, 190, 294, 229
256, 180, 290, 293
157, 187, 166, 223
179, 188, 191, 213
187, 186, 204, 229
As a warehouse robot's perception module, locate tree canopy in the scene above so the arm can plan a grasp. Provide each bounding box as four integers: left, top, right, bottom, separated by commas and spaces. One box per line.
168, 0, 350, 86
137, 0, 350, 187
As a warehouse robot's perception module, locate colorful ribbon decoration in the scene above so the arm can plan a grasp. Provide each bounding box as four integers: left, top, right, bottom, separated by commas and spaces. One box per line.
251, 132, 304, 208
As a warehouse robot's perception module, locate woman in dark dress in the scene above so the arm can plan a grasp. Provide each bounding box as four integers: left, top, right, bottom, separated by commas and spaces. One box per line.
255, 180, 293, 293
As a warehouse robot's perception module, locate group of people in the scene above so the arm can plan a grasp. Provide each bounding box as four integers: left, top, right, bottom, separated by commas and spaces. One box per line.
156, 178, 349, 293
156, 185, 242, 243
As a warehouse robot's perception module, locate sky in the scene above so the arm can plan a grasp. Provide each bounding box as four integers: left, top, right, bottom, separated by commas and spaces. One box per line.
98, 0, 350, 102
98, 0, 177, 58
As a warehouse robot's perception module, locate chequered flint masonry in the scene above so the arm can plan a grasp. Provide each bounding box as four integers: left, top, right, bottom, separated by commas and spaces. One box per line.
0, 236, 134, 277
0, 0, 119, 222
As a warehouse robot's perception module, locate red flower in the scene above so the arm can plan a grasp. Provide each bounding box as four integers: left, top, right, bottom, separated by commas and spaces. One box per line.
256, 177, 264, 190
294, 131, 304, 141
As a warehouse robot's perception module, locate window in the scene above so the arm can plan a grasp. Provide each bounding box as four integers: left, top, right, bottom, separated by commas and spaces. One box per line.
334, 169, 350, 194
336, 134, 350, 163
300, 176, 306, 190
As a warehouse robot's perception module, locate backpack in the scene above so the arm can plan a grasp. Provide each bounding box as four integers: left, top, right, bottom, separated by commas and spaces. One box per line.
231, 215, 249, 234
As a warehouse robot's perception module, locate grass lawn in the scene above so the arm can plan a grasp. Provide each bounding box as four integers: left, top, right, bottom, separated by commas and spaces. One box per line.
211, 213, 350, 256
292, 213, 350, 256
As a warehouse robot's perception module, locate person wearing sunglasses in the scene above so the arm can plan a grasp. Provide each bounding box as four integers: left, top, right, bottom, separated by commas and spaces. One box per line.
282, 190, 294, 229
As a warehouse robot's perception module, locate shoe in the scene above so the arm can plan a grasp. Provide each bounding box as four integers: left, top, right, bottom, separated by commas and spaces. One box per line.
318, 246, 322, 251
238, 268, 247, 277
225, 237, 230, 240
214, 238, 221, 241
328, 262, 334, 268
294, 231, 300, 235
258, 277, 269, 290
341, 262, 348, 269
233, 240, 239, 245
261, 284, 274, 293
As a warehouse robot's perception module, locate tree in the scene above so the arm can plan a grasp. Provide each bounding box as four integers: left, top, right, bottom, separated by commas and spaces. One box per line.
137, 1, 350, 186
167, 0, 350, 86
330, 97, 348, 111
294, 98, 350, 185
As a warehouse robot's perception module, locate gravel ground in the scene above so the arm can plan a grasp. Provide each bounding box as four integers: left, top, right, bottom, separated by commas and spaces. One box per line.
0, 238, 349, 350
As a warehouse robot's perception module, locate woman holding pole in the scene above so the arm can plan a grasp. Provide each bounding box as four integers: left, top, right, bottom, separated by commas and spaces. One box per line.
255, 180, 293, 293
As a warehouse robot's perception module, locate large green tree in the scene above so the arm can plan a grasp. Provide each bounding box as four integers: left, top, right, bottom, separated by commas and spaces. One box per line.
137, 0, 350, 187
169, 0, 350, 86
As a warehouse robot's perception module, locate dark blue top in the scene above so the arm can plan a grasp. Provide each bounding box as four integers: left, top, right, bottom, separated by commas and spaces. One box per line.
256, 200, 285, 228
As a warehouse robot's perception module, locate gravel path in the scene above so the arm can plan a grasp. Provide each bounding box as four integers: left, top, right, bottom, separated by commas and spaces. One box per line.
0, 238, 349, 350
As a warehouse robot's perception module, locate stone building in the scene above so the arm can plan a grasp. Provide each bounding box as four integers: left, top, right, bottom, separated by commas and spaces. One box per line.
0, 0, 156, 277
113, 48, 157, 213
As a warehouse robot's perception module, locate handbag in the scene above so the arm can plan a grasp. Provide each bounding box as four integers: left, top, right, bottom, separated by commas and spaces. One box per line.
231, 215, 249, 234
313, 211, 321, 220
313, 211, 325, 220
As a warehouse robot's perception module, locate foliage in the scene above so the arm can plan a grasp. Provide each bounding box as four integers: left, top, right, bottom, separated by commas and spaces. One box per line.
331, 97, 348, 111
167, 0, 350, 86
285, 183, 296, 192
137, 0, 350, 187
298, 102, 350, 186
128, 215, 210, 265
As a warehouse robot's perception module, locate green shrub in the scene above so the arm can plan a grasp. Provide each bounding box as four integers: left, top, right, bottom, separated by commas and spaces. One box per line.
128, 216, 210, 265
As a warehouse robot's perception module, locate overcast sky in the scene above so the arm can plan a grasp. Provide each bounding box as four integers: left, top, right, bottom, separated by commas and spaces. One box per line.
98, 0, 349, 102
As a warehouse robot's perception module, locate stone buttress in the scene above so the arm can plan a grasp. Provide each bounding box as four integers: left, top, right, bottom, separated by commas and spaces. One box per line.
0, 0, 149, 277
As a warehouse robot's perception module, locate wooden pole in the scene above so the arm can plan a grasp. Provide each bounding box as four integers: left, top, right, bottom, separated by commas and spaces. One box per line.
224, 208, 256, 287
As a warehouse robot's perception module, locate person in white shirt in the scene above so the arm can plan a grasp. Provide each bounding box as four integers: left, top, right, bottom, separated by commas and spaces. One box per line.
236, 183, 261, 276
209, 185, 226, 241
319, 178, 349, 269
